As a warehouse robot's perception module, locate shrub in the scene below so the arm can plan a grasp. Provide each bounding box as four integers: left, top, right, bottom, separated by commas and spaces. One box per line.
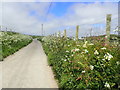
41, 36, 120, 89
0, 31, 32, 61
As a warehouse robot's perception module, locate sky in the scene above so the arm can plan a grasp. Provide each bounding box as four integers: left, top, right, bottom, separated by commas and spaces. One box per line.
0, 0, 119, 37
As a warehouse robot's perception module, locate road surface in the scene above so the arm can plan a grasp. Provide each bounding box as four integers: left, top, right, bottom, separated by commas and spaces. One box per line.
1, 40, 58, 88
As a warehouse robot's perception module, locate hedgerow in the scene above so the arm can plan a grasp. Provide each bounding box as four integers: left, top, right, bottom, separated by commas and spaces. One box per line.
0, 31, 32, 61
41, 36, 120, 89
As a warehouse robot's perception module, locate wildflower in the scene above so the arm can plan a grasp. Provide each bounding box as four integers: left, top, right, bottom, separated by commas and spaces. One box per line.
105, 36, 108, 38
104, 53, 113, 60
101, 64, 105, 67
102, 59, 105, 61
71, 48, 80, 52
84, 49, 88, 53
101, 47, 106, 50
64, 59, 67, 61
68, 45, 70, 47
65, 55, 68, 57
104, 82, 110, 89
73, 38, 76, 41
83, 41, 88, 48
88, 43, 94, 45
90, 65, 94, 70
116, 61, 120, 65
81, 70, 85, 73
97, 56, 100, 59
75, 48, 80, 52
94, 50, 99, 55
66, 50, 69, 53
77, 45, 80, 46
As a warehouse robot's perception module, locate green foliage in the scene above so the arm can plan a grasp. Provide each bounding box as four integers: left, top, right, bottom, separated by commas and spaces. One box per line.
31, 35, 44, 41
41, 36, 120, 89
0, 31, 32, 61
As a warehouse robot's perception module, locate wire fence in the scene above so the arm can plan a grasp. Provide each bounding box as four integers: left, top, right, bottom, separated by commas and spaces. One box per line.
52, 16, 118, 39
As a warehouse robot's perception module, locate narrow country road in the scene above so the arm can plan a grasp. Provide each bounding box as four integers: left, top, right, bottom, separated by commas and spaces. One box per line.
1, 39, 58, 88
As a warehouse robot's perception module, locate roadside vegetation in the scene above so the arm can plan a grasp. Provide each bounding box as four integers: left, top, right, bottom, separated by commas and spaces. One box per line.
31, 35, 44, 41
0, 31, 32, 61
41, 35, 120, 89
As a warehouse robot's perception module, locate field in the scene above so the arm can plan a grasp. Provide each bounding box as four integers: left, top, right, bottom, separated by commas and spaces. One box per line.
41, 35, 120, 89
0, 31, 32, 61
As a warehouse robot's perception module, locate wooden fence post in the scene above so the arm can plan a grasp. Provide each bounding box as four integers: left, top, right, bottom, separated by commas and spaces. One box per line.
55, 33, 57, 37
64, 29, 67, 38
105, 14, 112, 45
58, 31, 61, 37
76, 25, 79, 40
0, 26, 1, 31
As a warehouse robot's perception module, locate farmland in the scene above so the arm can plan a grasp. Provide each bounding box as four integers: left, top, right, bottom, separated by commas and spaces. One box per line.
0, 31, 32, 61
41, 35, 120, 89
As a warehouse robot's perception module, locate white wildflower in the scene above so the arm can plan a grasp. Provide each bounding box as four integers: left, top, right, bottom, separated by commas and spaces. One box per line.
81, 70, 85, 73
102, 59, 105, 61
104, 82, 110, 89
90, 65, 94, 70
75, 49, 80, 52
116, 61, 120, 65
84, 49, 88, 53
88, 43, 94, 45
64, 59, 67, 61
94, 50, 99, 55
105, 36, 108, 38
97, 56, 100, 59
66, 50, 69, 53
104, 53, 113, 60
71, 48, 80, 52
73, 38, 76, 41
101, 64, 105, 67
101, 47, 106, 50
83, 44, 87, 48
77, 45, 80, 47
83, 41, 88, 48
68, 45, 70, 47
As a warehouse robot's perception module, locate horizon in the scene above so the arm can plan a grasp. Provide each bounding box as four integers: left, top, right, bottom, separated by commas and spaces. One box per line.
0, 0, 119, 38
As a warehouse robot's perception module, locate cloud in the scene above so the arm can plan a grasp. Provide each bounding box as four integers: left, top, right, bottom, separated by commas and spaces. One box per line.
46, 2, 118, 37
0, 2, 2, 26
1, 2, 51, 35
1, 2, 118, 37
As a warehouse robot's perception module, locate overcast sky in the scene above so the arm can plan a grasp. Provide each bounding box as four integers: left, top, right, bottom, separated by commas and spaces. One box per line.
0, 0, 119, 37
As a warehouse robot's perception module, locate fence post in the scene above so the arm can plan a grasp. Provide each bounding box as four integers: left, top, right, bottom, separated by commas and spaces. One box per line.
55, 33, 57, 37
0, 26, 1, 31
76, 25, 79, 40
58, 31, 61, 37
64, 29, 67, 38
105, 14, 112, 45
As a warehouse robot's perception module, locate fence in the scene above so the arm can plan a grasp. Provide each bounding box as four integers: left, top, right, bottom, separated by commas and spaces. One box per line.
51, 14, 119, 45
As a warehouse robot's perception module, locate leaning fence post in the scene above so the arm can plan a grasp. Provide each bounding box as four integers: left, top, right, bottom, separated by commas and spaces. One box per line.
76, 25, 79, 40
105, 14, 112, 45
